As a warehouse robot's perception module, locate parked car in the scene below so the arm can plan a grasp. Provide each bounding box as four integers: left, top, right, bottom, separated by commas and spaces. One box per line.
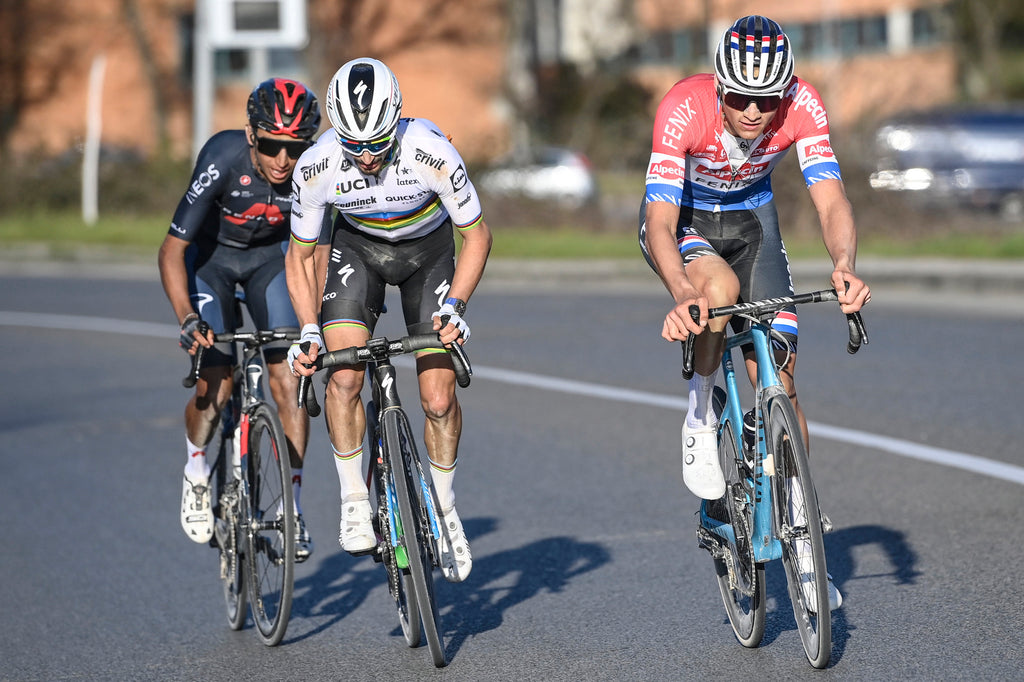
868, 105, 1024, 221
476, 146, 598, 209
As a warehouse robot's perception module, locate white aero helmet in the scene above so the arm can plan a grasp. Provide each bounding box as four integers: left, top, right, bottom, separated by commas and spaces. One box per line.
326, 58, 403, 149
714, 15, 794, 97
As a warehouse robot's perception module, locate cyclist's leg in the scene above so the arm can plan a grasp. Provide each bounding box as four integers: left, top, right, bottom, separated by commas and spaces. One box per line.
320, 226, 385, 552
725, 203, 807, 446
398, 224, 472, 581
643, 207, 739, 499
179, 244, 240, 541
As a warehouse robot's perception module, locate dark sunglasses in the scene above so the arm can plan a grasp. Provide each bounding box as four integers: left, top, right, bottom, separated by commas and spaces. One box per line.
337, 134, 395, 157
255, 136, 312, 159
721, 90, 782, 113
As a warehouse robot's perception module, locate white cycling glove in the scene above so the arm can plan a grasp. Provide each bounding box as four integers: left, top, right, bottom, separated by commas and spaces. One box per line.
287, 323, 324, 375
432, 303, 471, 341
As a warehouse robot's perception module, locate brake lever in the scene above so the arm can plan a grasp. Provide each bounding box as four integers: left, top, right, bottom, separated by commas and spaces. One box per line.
296, 340, 321, 417
681, 304, 700, 380
182, 321, 210, 388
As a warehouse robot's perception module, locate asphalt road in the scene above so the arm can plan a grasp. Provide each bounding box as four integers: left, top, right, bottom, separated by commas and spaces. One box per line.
1, 269, 1022, 680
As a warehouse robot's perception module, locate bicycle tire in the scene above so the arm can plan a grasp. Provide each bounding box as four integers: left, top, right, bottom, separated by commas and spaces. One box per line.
243, 402, 295, 647
384, 408, 446, 667
767, 394, 832, 668
367, 402, 422, 648
712, 411, 766, 647
211, 412, 247, 631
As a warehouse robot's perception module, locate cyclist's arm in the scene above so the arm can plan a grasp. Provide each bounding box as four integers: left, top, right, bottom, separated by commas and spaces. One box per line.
644, 200, 706, 339
285, 239, 320, 332
808, 178, 869, 312
449, 219, 492, 304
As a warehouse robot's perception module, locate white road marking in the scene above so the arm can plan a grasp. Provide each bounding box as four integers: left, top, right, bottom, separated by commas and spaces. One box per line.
4, 310, 1022, 486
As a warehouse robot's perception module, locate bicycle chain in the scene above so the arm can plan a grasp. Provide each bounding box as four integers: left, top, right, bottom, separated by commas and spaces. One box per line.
727, 486, 758, 597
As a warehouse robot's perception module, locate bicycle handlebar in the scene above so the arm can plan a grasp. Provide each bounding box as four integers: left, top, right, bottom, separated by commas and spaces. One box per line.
181, 326, 300, 388
680, 288, 868, 380
296, 331, 473, 418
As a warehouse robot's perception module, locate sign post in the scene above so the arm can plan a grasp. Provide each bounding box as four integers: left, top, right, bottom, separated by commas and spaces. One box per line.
192, 0, 309, 160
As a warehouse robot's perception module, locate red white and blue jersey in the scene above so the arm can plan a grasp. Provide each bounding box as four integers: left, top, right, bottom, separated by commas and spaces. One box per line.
644, 73, 842, 211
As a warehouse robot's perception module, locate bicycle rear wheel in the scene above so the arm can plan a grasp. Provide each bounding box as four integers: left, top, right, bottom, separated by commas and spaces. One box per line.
368, 402, 422, 648
711, 413, 766, 648
384, 409, 446, 668
767, 395, 832, 668
244, 403, 295, 646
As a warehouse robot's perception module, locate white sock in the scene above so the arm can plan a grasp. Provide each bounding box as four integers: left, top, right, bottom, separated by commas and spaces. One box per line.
292, 468, 303, 515
185, 436, 210, 480
686, 368, 720, 429
429, 458, 457, 513
333, 442, 368, 502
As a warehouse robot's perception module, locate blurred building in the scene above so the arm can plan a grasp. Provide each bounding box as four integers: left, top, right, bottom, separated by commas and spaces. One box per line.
3, 0, 954, 162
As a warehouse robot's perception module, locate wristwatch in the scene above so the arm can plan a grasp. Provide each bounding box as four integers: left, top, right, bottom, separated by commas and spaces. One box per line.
445, 297, 467, 316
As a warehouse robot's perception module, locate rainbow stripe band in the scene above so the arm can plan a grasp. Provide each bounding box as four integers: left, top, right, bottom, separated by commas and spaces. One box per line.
290, 231, 318, 247
323, 319, 369, 334
429, 458, 457, 474
332, 443, 363, 460
455, 213, 484, 232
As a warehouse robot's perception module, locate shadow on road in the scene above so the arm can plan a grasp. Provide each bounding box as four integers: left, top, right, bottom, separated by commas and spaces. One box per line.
757, 523, 918, 667
281, 515, 612, 662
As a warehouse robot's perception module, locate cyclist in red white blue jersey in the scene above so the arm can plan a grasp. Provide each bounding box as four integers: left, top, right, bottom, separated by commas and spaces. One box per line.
639, 16, 869, 604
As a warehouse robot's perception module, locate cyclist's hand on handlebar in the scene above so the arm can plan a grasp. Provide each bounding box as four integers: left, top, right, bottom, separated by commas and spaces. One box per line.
432, 303, 470, 345
288, 323, 323, 376
831, 269, 871, 314
179, 313, 212, 355
663, 296, 707, 342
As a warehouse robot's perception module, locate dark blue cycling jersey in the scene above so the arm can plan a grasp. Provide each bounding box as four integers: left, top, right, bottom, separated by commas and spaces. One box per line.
168, 129, 294, 248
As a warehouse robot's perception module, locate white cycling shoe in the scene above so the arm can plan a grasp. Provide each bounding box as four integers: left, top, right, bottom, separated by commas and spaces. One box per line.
681, 422, 726, 500
437, 506, 472, 583
181, 470, 213, 544
796, 541, 843, 613
339, 498, 376, 554
800, 573, 843, 614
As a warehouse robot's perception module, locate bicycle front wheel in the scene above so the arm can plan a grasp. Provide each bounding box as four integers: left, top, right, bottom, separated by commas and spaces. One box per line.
767, 395, 832, 668
712, 412, 765, 647
244, 403, 295, 646
384, 409, 446, 668
368, 403, 422, 648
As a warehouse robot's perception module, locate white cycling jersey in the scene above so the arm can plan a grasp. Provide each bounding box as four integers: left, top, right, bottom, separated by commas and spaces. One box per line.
290, 117, 483, 245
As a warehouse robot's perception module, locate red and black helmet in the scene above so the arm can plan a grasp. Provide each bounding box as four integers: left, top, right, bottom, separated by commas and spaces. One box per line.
247, 78, 321, 139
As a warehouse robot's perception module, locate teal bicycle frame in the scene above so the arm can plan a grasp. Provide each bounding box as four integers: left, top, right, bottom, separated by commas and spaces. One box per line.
699, 319, 787, 561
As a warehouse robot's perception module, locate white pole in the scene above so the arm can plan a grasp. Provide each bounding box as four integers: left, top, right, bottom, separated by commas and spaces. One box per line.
193, 0, 213, 162
82, 53, 106, 226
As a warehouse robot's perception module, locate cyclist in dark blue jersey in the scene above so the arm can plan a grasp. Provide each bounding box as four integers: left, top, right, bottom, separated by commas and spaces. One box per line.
158, 78, 325, 561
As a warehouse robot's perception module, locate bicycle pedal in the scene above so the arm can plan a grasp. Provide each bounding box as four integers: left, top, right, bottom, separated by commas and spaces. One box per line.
821, 513, 833, 533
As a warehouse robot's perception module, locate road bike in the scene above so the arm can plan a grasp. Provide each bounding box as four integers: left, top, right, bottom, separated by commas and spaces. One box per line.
184, 324, 298, 646
683, 289, 867, 668
298, 330, 471, 668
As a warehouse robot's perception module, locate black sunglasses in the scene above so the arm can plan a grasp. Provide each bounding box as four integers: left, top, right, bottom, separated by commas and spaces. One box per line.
255, 136, 312, 159
721, 90, 782, 113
